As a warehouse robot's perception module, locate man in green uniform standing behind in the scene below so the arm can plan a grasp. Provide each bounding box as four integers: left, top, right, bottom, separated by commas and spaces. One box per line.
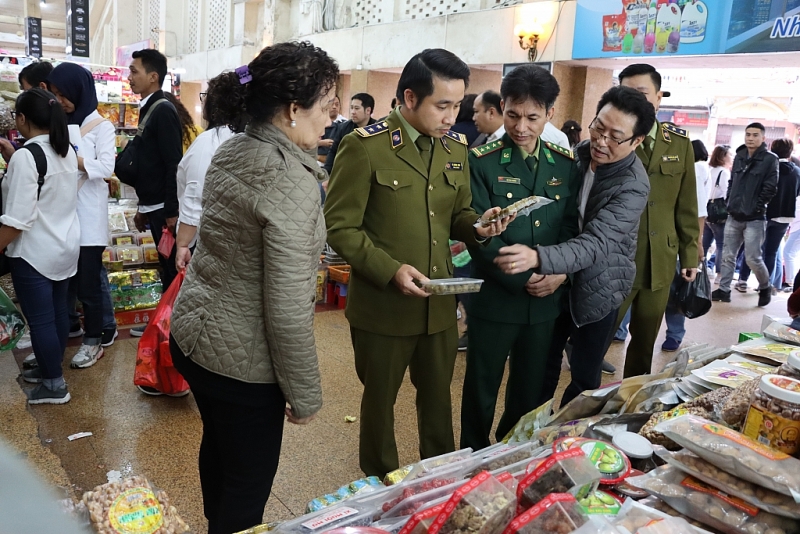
617, 63, 699, 378
324, 49, 511, 477
461, 65, 581, 450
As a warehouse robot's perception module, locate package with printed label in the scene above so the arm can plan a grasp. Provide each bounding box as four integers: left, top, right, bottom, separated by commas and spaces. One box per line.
277, 504, 375, 534
379, 463, 472, 518
469, 443, 537, 477
502, 493, 587, 534
426, 472, 516, 534
404, 449, 475, 482
398, 502, 448, 534
516, 448, 601, 512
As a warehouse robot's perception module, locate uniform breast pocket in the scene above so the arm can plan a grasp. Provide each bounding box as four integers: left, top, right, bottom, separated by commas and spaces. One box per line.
491, 181, 532, 206
541, 183, 571, 227
374, 170, 417, 216
659, 162, 684, 178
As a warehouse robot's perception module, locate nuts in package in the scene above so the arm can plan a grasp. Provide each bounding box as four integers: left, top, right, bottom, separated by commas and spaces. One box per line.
474, 196, 554, 228
399, 502, 448, 534
470, 443, 537, 477
427, 472, 516, 534
517, 448, 601, 512
719, 379, 761, 427
502, 493, 587, 534
379, 464, 469, 518
404, 449, 475, 482
81, 475, 190, 534
639, 406, 712, 450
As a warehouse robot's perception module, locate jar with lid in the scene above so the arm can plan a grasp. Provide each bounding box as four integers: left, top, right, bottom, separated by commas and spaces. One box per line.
777, 352, 800, 381
612, 432, 657, 472
742, 374, 800, 457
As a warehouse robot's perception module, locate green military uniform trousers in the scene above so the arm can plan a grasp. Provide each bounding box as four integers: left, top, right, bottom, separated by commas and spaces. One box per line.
617, 288, 671, 378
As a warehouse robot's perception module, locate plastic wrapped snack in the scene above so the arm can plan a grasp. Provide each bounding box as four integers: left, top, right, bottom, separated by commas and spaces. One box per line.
111, 232, 136, 246
382, 480, 464, 519
719, 378, 761, 427
763, 322, 800, 347
102, 247, 116, 263
108, 208, 129, 233
379, 464, 471, 517
277, 504, 375, 534
143, 244, 159, 264
386, 466, 415, 486
731, 338, 797, 366
502, 493, 587, 534
577, 491, 622, 517
503, 400, 555, 444
654, 414, 800, 499
632, 497, 712, 533
627, 466, 799, 534
470, 443, 537, 477
639, 406, 712, 450
404, 449, 475, 482
427, 472, 516, 534
116, 245, 144, 265
519, 415, 609, 447
399, 502, 448, 534
517, 449, 601, 512
684, 386, 734, 412
418, 278, 484, 296
136, 232, 155, 246
307, 476, 385, 513
474, 196, 554, 228
81, 475, 190, 534
557, 439, 631, 486
108, 270, 162, 311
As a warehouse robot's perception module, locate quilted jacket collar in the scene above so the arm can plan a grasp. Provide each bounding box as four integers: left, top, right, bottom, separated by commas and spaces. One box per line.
246, 122, 328, 182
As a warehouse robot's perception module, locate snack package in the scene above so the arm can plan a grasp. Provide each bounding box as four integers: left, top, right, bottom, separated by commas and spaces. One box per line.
307, 477, 384, 513
108, 208, 129, 233
379, 464, 470, 518
503, 493, 587, 534
418, 278, 484, 296
102, 247, 116, 263
555, 439, 631, 486
404, 449, 475, 482
718, 378, 760, 427
731, 338, 797, 365
277, 504, 375, 534
603, 14, 626, 51
763, 322, 800, 346
633, 497, 712, 533
399, 503, 448, 534
143, 244, 159, 264
654, 447, 800, 519
124, 105, 140, 129
577, 491, 622, 517
386, 466, 414, 486
116, 245, 144, 265
108, 270, 162, 311
111, 232, 135, 246
82, 475, 190, 534
502, 400, 554, 444
517, 448, 601, 512
620, 377, 682, 414
523, 415, 610, 447
550, 384, 621, 426
683, 386, 734, 412
691, 361, 760, 389
469, 443, 537, 477
427, 472, 516, 534
639, 406, 712, 450
636, 517, 697, 534
627, 466, 799, 534
653, 414, 800, 499
474, 196, 553, 228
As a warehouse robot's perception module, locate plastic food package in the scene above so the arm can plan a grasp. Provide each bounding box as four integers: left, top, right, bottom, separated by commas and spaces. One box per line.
382, 480, 464, 519
628, 497, 711, 534
556, 439, 631, 486
81, 475, 190, 534
469, 443, 537, 477
763, 322, 800, 346
108, 270, 162, 311
379, 464, 470, 517
777, 353, 800, 381
111, 232, 135, 246
577, 491, 622, 516
307, 477, 385, 513
550, 384, 621, 426
731, 338, 797, 366
639, 406, 712, 450
143, 244, 159, 264
517, 448, 601, 512
719, 378, 761, 427
419, 278, 484, 296
502, 493, 587, 534
108, 208, 129, 233
684, 386, 734, 412
427, 472, 516, 534
503, 400, 554, 444
116, 245, 144, 265
399, 502, 448, 534
692, 361, 760, 389
404, 449, 475, 482
513, 414, 610, 447
102, 247, 116, 263
627, 466, 799, 534
136, 232, 155, 246
633, 517, 697, 534
474, 196, 553, 228
386, 466, 415, 486
373, 516, 412, 534
742, 375, 800, 456
277, 504, 375, 534
653, 414, 800, 499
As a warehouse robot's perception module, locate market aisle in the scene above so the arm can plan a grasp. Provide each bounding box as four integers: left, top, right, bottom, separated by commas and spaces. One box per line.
0, 286, 790, 533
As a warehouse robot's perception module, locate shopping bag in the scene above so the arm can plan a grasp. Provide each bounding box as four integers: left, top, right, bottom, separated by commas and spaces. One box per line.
0, 286, 25, 351
157, 226, 176, 258
676, 265, 712, 319
134, 270, 189, 394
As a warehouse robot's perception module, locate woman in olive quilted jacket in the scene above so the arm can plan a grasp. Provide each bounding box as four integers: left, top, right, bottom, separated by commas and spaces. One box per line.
169, 42, 338, 534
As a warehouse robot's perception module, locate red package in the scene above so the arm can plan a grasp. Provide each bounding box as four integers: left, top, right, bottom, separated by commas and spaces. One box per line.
502, 494, 587, 534
602, 13, 626, 52
157, 226, 176, 258
517, 449, 600, 513
427, 472, 516, 534
399, 503, 447, 534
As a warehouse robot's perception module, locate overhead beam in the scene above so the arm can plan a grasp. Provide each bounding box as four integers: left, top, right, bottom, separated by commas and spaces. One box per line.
0, 31, 65, 47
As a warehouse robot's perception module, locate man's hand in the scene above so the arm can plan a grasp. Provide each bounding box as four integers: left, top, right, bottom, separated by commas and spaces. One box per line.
392, 264, 430, 298
525, 273, 566, 298
285, 406, 316, 425
495, 244, 539, 274
133, 211, 148, 232
0, 138, 15, 163
318, 139, 334, 149
175, 246, 192, 271
165, 216, 178, 236
681, 267, 698, 282
475, 207, 516, 238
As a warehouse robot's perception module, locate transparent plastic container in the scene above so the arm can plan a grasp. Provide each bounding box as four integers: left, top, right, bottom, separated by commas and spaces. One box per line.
398, 501, 448, 534
428, 472, 516, 534
115, 245, 144, 265
502, 493, 587, 534
382, 479, 465, 519
277, 504, 374, 534
517, 449, 601, 512
135, 232, 155, 246
110, 232, 136, 246
404, 448, 474, 481
102, 247, 116, 263
470, 443, 536, 477
378, 463, 470, 518
418, 278, 484, 296
142, 244, 159, 264
777, 352, 800, 381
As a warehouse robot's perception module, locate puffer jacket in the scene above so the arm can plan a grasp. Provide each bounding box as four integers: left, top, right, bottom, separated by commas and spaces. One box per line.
726, 143, 778, 222
536, 140, 650, 327
171, 123, 327, 419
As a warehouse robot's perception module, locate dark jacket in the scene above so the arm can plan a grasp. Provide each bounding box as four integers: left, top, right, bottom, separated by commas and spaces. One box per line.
726, 143, 779, 222
536, 140, 651, 327
324, 117, 377, 174
766, 160, 800, 220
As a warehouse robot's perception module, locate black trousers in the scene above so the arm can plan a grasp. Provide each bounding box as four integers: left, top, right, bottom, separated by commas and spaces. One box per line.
70, 246, 105, 341
539, 308, 618, 409
145, 208, 178, 291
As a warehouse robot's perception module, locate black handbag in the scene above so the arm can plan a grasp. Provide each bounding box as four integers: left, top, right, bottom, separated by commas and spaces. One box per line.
114, 98, 167, 186
675, 264, 712, 319
706, 168, 728, 224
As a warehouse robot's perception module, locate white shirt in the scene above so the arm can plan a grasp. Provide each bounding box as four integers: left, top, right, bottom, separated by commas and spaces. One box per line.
695, 161, 709, 218
578, 167, 595, 231
1, 136, 80, 280
137, 92, 165, 214
541, 122, 570, 150
707, 166, 730, 201
75, 111, 115, 246
486, 124, 505, 144
176, 126, 236, 247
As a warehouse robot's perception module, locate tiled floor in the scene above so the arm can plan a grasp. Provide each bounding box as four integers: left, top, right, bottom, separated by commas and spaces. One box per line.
0, 279, 790, 533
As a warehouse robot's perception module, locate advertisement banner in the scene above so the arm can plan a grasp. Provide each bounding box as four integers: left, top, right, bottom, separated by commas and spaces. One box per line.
573, 0, 800, 59
25, 17, 42, 59
66, 0, 90, 58
115, 41, 152, 67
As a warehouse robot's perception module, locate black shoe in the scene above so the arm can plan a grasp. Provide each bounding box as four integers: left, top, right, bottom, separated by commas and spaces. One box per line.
137, 385, 163, 396
68, 325, 84, 338
758, 287, 772, 307
711, 289, 731, 302
457, 334, 468, 352
130, 325, 146, 338
101, 329, 119, 347
601, 360, 616, 375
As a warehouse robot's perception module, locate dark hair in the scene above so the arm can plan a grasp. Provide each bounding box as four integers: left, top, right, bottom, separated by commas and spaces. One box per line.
595, 85, 656, 139
163, 93, 196, 148
351, 93, 375, 114
204, 71, 248, 133
456, 94, 477, 123
131, 49, 168, 86
19, 61, 53, 90
561, 120, 582, 147
692, 140, 709, 162
501, 65, 560, 110
390, 98, 397, 108
709, 145, 731, 168
478, 91, 502, 114
618, 63, 662, 91
746, 122, 766, 133
243, 41, 339, 124
771, 138, 794, 159
15, 88, 70, 157
396, 49, 470, 108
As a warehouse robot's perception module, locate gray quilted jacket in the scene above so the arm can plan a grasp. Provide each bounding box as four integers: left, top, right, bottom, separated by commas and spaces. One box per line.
171, 123, 326, 419
536, 141, 650, 327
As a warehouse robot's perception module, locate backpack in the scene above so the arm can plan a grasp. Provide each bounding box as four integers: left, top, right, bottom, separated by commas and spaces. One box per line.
114, 98, 167, 186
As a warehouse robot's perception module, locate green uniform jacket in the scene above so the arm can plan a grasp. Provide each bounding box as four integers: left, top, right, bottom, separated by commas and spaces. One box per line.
324, 108, 483, 337
634, 121, 699, 291
467, 135, 581, 325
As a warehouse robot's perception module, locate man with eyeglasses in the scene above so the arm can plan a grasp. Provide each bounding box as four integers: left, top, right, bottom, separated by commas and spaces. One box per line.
495, 86, 653, 407
616, 63, 699, 378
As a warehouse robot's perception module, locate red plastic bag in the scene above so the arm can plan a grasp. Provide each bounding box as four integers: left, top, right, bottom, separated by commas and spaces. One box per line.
134, 270, 189, 394
158, 226, 175, 258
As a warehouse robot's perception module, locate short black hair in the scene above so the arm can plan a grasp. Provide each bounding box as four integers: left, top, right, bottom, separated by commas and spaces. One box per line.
771, 138, 794, 159
19, 61, 53, 89
746, 122, 766, 132
479, 90, 502, 114
351, 93, 375, 114
132, 49, 168, 85
456, 94, 476, 123
618, 63, 662, 92
396, 49, 470, 108
692, 140, 709, 162
500, 65, 560, 110
595, 85, 656, 139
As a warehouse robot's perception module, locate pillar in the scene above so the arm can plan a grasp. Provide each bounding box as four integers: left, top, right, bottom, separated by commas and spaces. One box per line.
552, 64, 613, 143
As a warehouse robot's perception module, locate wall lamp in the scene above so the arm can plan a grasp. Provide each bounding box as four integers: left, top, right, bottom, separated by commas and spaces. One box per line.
514, 22, 543, 62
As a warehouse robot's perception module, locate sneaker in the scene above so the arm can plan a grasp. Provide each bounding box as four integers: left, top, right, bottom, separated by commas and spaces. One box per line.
612, 335, 626, 342
734, 282, 748, 293
711, 289, 731, 302
69, 325, 85, 338
771, 287, 778, 296
130, 325, 146, 338
22, 352, 38, 369
137, 385, 163, 396
21, 367, 42, 384
661, 338, 681, 352
70, 344, 104, 369
101, 329, 119, 347
457, 334, 468, 352
166, 389, 191, 398
601, 360, 616, 375
758, 287, 772, 307
26, 384, 70, 405
16, 331, 31, 350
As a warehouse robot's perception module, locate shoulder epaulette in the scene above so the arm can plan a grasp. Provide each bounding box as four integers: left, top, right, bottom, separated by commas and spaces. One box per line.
354, 121, 389, 137
662, 122, 688, 138
471, 140, 504, 158
544, 141, 574, 160
444, 130, 468, 145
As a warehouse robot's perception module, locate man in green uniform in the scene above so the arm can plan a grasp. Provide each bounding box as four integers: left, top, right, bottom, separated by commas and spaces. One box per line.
617, 63, 699, 378
324, 49, 511, 477
461, 65, 581, 450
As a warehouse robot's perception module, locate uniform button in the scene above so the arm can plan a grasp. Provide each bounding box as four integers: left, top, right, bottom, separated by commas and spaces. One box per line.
432, 240, 438, 246
432, 266, 438, 272
429, 185, 434, 191
430, 211, 435, 217
555, 195, 560, 200
650, 231, 656, 236
393, 180, 398, 186
535, 220, 541, 227
649, 201, 655, 207
506, 192, 513, 199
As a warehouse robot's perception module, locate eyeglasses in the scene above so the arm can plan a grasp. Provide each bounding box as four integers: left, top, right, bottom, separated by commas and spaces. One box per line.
199, 92, 207, 103
588, 118, 636, 147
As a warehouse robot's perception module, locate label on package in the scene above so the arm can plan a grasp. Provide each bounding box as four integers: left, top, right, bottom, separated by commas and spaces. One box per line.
743, 404, 800, 456
300, 506, 359, 530
681, 476, 759, 516
108, 487, 164, 534
703, 423, 790, 460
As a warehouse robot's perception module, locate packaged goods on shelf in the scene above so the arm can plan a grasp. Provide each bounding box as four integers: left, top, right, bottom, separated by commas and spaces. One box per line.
142, 244, 159, 264
277, 504, 375, 534
115, 245, 144, 266
136, 232, 155, 246
108, 270, 162, 311
741, 374, 800, 456
307, 477, 385, 513
111, 232, 135, 246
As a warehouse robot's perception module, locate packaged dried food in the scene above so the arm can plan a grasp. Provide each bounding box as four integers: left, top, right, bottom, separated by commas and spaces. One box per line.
474, 196, 554, 228
550, 384, 621, 426
777, 353, 800, 381
742, 375, 800, 456
81, 475, 190, 533
108, 208, 129, 233
517, 448, 601, 512
143, 244, 159, 264
419, 278, 484, 296
577, 490, 622, 516
399, 502, 448, 534
692, 361, 760, 389
612, 432, 655, 473
627, 466, 800, 534
613, 470, 650, 500
559, 439, 631, 486
108, 270, 162, 311
502, 493, 587, 534
373, 516, 413, 534
382, 480, 464, 519
719, 378, 761, 427
525, 415, 610, 447
764, 322, 800, 347
731, 338, 797, 366
635, 517, 697, 534
639, 406, 712, 450
427, 472, 516, 534
111, 232, 135, 246
136, 232, 155, 246
684, 386, 734, 412
102, 247, 116, 263
654, 448, 800, 519
386, 466, 415, 486
379, 464, 470, 517
277, 504, 375, 534
470, 443, 536, 477
116, 245, 144, 265
654, 414, 800, 499
628, 497, 712, 534
503, 400, 555, 444
306, 476, 384, 513
723, 354, 778, 377
620, 377, 682, 414
404, 449, 474, 482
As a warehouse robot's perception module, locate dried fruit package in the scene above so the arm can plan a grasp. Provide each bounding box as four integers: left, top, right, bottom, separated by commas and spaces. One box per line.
380, 465, 470, 519
502, 493, 587, 534
517, 448, 601, 512
554, 438, 631, 486
399, 502, 448, 534
306, 476, 384, 513
470, 443, 537, 477
427, 472, 516, 534
404, 449, 475, 482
